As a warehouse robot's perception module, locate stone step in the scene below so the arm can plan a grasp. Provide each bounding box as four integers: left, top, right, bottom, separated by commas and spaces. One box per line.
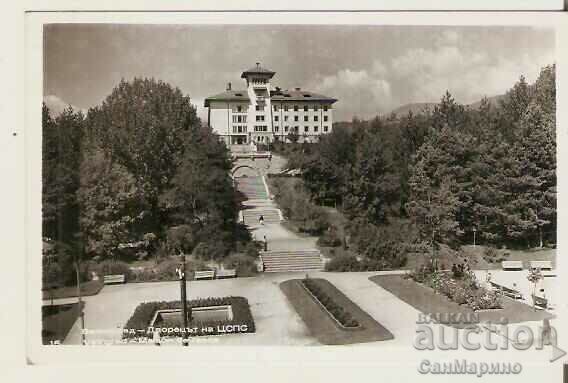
260, 251, 321, 257
242, 209, 279, 215
261, 254, 321, 261
260, 248, 324, 272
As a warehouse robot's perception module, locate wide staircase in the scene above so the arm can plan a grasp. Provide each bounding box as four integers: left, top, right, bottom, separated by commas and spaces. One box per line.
242, 209, 281, 226
260, 249, 324, 272
235, 176, 268, 200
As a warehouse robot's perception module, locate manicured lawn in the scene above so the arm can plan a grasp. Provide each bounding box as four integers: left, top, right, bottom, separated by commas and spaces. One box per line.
370, 275, 553, 329
280, 278, 394, 345
42, 280, 104, 301
42, 302, 84, 344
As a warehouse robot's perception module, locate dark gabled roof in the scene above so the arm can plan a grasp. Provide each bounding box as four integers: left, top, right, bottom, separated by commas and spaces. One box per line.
271, 89, 337, 103
204, 90, 249, 107
241, 63, 276, 79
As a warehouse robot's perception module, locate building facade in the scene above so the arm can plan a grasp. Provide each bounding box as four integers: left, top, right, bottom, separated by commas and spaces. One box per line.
204, 63, 337, 146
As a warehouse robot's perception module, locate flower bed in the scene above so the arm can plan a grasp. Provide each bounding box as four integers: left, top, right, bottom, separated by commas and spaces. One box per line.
406, 269, 502, 311
302, 278, 360, 328
122, 296, 255, 339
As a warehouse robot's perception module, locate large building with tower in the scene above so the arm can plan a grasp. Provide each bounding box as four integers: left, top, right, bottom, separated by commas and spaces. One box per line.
204, 63, 337, 146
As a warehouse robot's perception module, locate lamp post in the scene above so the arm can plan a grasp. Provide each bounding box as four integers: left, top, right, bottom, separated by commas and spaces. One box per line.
75, 256, 86, 345
472, 227, 477, 247
178, 254, 190, 346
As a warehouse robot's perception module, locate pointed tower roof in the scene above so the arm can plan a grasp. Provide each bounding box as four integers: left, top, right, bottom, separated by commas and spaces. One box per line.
241, 62, 275, 79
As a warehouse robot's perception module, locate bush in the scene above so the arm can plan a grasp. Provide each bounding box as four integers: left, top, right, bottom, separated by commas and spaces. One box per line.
407, 268, 502, 310
302, 278, 359, 328
126, 258, 212, 283
317, 226, 342, 247
325, 254, 361, 272
222, 254, 258, 277
95, 260, 132, 280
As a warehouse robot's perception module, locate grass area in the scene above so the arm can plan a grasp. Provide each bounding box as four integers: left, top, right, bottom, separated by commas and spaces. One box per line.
42, 280, 104, 301
280, 278, 394, 345
460, 245, 556, 270
42, 302, 84, 344
370, 275, 553, 329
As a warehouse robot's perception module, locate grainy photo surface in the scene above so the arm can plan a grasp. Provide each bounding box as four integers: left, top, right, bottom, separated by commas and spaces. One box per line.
41, 24, 557, 357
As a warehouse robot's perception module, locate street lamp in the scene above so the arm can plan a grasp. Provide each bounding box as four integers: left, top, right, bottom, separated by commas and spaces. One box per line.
472, 227, 477, 247
177, 254, 190, 346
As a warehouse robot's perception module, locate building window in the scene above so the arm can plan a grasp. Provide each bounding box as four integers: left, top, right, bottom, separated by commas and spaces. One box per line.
314, 116, 318, 122
284, 126, 289, 132
256, 105, 264, 111
304, 126, 309, 133
304, 105, 308, 112
295, 126, 299, 132
256, 115, 265, 122
323, 105, 329, 112
237, 105, 243, 112
314, 126, 319, 132
324, 126, 329, 132
304, 116, 308, 122
275, 127, 279, 132
274, 115, 279, 122
274, 105, 278, 111
293, 105, 298, 111
324, 116, 328, 122
294, 116, 299, 122
284, 105, 289, 112
314, 105, 319, 112
284, 115, 288, 122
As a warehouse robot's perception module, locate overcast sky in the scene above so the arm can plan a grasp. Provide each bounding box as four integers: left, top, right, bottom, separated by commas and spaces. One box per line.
44, 24, 554, 121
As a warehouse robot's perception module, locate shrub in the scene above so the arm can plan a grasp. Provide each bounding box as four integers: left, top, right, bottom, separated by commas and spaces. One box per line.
325, 254, 361, 272
317, 226, 342, 247
222, 254, 258, 277
301, 278, 359, 328
95, 260, 132, 280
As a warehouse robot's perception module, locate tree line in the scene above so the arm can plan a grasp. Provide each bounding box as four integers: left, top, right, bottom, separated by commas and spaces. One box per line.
43, 78, 251, 286
290, 65, 556, 266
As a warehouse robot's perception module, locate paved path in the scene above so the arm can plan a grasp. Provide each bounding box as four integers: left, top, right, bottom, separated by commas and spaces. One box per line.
60, 271, 411, 346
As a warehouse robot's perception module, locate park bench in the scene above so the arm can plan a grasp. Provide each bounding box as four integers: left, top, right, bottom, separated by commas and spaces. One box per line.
501, 261, 523, 271
103, 274, 126, 285
532, 294, 548, 309
194, 270, 215, 280
529, 260, 552, 270
490, 282, 523, 300
216, 269, 237, 279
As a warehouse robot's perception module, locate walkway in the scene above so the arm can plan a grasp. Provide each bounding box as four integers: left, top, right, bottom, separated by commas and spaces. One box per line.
235, 154, 323, 272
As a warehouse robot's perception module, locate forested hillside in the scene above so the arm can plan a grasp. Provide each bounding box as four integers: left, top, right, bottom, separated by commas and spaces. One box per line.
281, 65, 556, 269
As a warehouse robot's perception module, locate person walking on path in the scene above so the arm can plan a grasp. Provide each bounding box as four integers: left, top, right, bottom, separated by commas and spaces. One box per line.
259, 215, 264, 225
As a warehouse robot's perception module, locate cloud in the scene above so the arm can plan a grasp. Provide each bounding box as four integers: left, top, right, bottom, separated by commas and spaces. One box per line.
314, 29, 554, 120
43, 95, 86, 117
311, 67, 392, 120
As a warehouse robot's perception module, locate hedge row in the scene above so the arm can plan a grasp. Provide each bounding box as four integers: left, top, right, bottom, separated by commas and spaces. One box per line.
302, 279, 359, 328
122, 296, 255, 339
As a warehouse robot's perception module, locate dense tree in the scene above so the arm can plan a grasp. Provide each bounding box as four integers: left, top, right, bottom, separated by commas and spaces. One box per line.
42, 104, 85, 243
85, 78, 200, 235
78, 148, 149, 260
297, 64, 556, 252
